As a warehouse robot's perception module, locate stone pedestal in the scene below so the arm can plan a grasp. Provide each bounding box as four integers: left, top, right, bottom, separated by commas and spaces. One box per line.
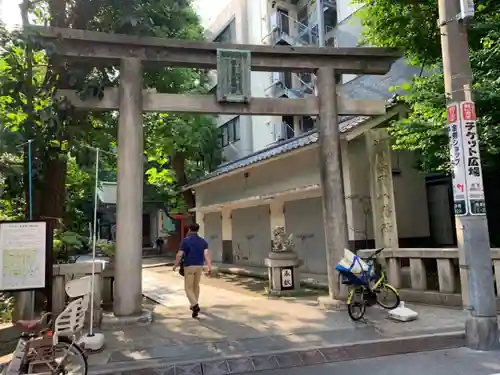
264, 251, 302, 296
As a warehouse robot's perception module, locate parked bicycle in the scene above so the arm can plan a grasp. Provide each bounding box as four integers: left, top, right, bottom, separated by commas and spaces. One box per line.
3, 277, 91, 375
336, 248, 400, 321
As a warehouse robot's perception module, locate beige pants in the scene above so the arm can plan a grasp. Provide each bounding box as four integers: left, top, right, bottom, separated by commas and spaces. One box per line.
184, 266, 203, 307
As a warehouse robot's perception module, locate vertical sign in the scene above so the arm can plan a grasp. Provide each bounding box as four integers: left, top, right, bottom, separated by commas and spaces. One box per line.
280, 267, 294, 290
447, 103, 467, 216
460, 101, 486, 215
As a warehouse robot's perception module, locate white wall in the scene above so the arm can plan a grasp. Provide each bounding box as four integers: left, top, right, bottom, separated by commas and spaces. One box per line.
334, 1, 364, 84
337, 0, 363, 24
205, 0, 286, 161
246, 0, 277, 151
196, 140, 431, 242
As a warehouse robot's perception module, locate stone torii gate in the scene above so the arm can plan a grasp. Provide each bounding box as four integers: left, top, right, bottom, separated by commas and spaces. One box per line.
31, 27, 400, 318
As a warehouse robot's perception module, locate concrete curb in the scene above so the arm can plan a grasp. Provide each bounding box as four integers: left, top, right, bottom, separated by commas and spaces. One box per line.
88, 330, 465, 375
142, 262, 174, 269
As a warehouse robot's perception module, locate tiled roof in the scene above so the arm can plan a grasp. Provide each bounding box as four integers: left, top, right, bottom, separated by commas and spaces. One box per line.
338, 58, 422, 101
187, 115, 371, 186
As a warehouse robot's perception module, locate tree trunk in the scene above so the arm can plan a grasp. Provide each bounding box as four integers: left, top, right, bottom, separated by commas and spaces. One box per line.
20, 0, 35, 220
39, 153, 67, 229
171, 152, 195, 209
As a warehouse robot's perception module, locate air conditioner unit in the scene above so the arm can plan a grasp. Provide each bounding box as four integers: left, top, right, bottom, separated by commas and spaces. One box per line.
459, 0, 474, 21
269, 11, 279, 32
271, 72, 282, 85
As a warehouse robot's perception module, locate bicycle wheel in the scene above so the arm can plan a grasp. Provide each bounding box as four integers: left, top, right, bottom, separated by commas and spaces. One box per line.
347, 288, 366, 321
53, 337, 88, 375
375, 283, 400, 310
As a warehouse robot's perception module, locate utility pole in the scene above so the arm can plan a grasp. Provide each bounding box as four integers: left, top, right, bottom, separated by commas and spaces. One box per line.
316, 0, 325, 47
439, 0, 499, 350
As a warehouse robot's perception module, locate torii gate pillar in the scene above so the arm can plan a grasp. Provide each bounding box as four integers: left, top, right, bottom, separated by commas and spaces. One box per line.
114, 57, 144, 317
317, 67, 348, 300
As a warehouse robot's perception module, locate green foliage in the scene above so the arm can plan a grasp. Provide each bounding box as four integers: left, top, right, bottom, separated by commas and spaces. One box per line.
144, 111, 221, 211
389, 74, 448, 172
96, 239, 116, 258
353, 0, 500, 172
53, 230, 88, 263
0, 293, 14, 323
0, 0, 220, 237
352, 0, 440, 67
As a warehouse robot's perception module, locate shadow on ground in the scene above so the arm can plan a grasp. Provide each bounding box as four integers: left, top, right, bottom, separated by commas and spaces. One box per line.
89, 267, 469, 368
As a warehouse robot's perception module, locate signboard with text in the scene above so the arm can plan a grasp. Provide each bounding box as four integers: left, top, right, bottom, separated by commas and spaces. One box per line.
0, 221, 48, 291
447, 103, 467, 216
280, 267, 294, 291
460, 101, 486, 215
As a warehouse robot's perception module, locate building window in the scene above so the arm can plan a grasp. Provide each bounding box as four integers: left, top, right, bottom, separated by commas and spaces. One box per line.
301, 116, 315, 132
276, 8, 290, 34
324, 7, 337, 29
214, 20, 234, 43
219, 117, 241, 148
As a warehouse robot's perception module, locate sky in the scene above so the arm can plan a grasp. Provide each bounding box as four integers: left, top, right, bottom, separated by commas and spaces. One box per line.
0, 0, 230, 29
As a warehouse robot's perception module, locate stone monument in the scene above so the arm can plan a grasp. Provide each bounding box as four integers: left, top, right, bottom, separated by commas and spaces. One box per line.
265, 226, 302, 296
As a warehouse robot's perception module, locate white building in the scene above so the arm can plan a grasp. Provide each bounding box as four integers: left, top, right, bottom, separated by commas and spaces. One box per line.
205, 0, 419, 163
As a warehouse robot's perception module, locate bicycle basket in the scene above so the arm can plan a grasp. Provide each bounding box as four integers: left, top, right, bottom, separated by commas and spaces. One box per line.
336, 266, 371, 286
336, 251, 373, 286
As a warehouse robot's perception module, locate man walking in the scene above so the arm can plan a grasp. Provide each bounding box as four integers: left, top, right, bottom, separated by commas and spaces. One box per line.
173, 223, 212, 318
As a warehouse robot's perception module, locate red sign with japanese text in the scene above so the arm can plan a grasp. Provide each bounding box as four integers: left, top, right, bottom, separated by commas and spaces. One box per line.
461, 101, 476, 121
447, 105, 458, 123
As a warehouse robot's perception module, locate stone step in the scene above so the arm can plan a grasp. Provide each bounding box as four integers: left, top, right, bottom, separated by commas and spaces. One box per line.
88, 330, 465, 375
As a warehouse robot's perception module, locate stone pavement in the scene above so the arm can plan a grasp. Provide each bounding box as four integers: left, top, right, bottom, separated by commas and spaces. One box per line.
85, 265, 471, 374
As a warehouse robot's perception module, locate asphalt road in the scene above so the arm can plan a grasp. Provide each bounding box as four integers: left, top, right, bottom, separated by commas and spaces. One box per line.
240, 348, 500, 375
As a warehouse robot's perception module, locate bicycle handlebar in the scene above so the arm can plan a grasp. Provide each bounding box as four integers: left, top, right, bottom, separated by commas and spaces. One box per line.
363, 248, 385, 262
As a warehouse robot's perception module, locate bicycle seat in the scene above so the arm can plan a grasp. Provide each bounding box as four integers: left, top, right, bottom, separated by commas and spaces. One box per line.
15, 319, 42, 332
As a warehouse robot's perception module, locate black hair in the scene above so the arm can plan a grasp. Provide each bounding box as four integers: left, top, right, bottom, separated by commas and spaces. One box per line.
189, 223, 200, 232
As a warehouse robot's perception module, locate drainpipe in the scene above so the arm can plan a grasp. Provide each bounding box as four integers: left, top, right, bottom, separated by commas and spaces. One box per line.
316, 0, 325, 47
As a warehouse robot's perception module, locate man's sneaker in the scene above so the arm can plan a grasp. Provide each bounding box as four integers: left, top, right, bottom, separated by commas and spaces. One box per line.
191, 304, 200, 318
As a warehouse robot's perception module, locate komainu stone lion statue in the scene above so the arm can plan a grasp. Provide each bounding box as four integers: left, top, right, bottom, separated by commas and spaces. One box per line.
271, 226, 295, 253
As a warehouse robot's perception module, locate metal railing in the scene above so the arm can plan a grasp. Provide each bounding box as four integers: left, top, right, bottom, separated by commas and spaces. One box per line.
262, 11, 335, 99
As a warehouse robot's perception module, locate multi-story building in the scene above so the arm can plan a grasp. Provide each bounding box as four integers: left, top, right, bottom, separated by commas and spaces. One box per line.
206, 0, 332, 162
205, 0, 420, 163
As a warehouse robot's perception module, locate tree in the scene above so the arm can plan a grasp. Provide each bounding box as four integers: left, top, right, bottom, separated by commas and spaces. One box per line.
352, 0, 500, 173
353, 0, 440, 67
0, 0, 220, 233
145, 112, 221, 211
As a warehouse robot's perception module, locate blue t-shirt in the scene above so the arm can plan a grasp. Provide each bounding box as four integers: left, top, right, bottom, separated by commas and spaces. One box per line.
180, 234, 208, 267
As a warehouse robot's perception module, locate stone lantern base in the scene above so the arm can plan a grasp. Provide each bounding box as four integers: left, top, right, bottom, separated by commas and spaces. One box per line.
264, 251, 302, 296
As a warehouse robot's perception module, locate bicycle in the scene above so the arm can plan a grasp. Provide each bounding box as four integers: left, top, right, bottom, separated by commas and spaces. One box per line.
338, 248, 400, 321
3, 277, 91, 375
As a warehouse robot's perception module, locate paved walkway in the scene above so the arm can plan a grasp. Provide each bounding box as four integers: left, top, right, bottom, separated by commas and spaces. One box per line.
85, 264, 470, 374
